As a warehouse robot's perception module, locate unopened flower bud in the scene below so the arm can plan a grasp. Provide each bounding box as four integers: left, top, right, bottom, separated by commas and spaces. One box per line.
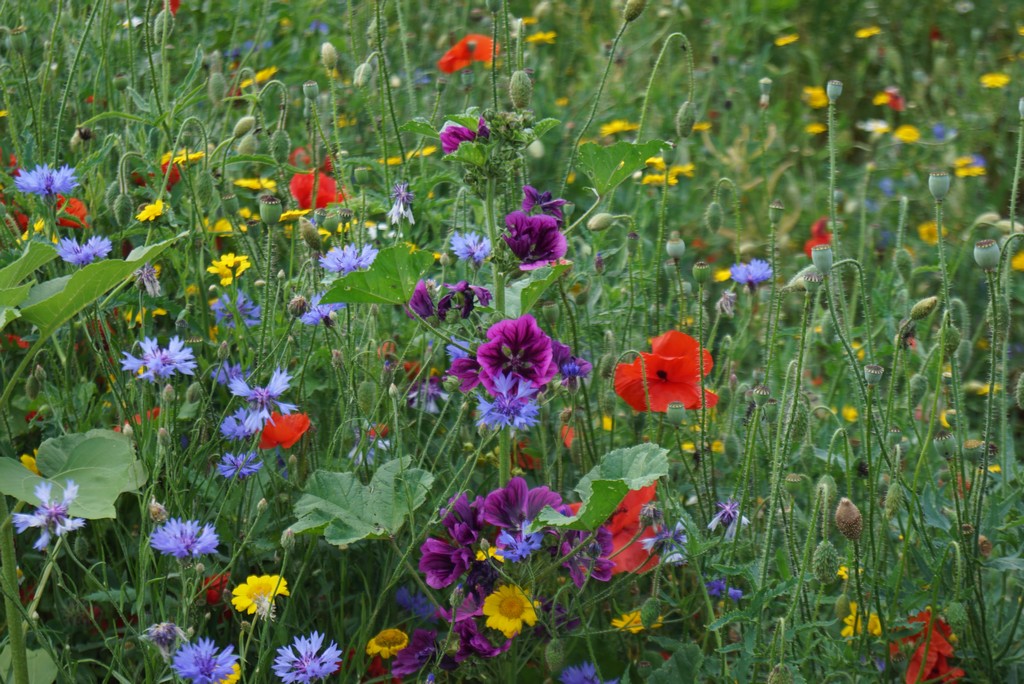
288, 295, 309, 318
544, 639, 565, 672
186, 382, 203, 404
675, 100, 696, 138
623, 0, 647, 22
257, 498, 269, 513
541, 301, 559, 327
826, 79, 843, 103
162, 384, 176, 404
354, 61, 373, 88
587, 213, 615, 231
24, 375, 39, 401
113, 73, 129, 91
233, 116, 256, 139
835, 497, 863, 541
236, 133, 258, 156
149, 497, 169, 523
929, 171, 951, 202
270, 129, 291, 165
157, 427, 172, 449
812, 540, 839, 584
973, 239, 1000, 271
321, 42, 338, 69
510, 70, 533, 110
885, 482, 904, 519
281, 528, 295, 550
299, 218, 322, 252
639, 597, 661, 629
357, 380, 377, 415
217, 341, 230, 360
767, 664, 793, 684
704, 200, 723, 231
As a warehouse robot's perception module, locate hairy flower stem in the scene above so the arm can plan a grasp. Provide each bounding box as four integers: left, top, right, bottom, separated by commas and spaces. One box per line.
827, 98, 841, 255
974, 270, 999, 539
636, 33, 688, 141
0, 495, 28, 684
374, 0, 406, 164
698, 282, 714, 501
715, 178, 743, 265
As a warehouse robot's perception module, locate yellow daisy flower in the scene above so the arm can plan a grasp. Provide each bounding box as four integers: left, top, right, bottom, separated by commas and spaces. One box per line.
645, 156, 667, 171
240, 66, 279, 88
802, 86, 828, 109
805, 123, 827, 135
954, 155, 986, 177
602, 415, 613, 431
841, 601, 881, 638
233, 178, 277, 191
980, 73, 1011, 89
713, 268, 732, 283
20, 450, 40, 476
599, 119, 639, 137
872, 92, 891, 106
855, 26, 881, 39
279, 209, 311, 222
160, 150, 205, 165
916, 220, 947, 246
611, 610, 662, 633
526, 31, 556, 44
837, 565, 849, 581
1012, 250, 1024, 271
692, 121, 712, 132
366, 628, 409, 659
207, 253, 252, 287
774, 33, 799, 46
136, 200, 165, 222
217, 664, 241, 684
482, 584, 538, 638
230, 575, 290, 619
893, 125, 920, 143
842, 405, 859, 422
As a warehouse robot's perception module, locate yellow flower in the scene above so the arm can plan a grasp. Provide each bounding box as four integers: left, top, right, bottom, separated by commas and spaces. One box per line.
217, 664, 241, 684
872, 92, 891, 106
893, 125, 920, 143
602, 415, 613, 431
692, 121, 712, 132
805, 123, 827, 135
916, 220, 947, 246
475, 546, 505, 562
642, 173, 670, 186
842, 405, 859, 423
837, 565, 849, 581
160, 150, 205, 165
980, 73, 1011, 89
240, 66, 279, 88
526, 31, 556, 44
209, 218, 235, 234
337, 113, 357, 128
612, 610, 662, 633
713, 268, 732, 283
841, 601, 881, 638
136, 200, 165, 222
669, 164, 695, 180
279, 209, 311, 222
366, 628, 409, 659
124, 307, 168, 326
987, 464, 1002, 473
234, 178, 277, 191
521, 16, 538, 25
555, 97, 569, 107
954, 155, 986, 177
0, 110, 7, 118
230, 575, 290, 619
774, 33, 799, 46
207, 253, 252, 287
803, 86, 828, 109
974, 383, 1001, 396
482, 585, 538, 638
238, 207, 253, 220
20, 450, 40, 476
645, 156, 667, 171
855, 26, 881, 39
1013, 250, 1024, 271
599, 119, 639, 136
185, 284, 200, 297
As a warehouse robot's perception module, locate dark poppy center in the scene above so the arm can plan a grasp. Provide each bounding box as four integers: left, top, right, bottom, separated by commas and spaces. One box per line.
656, 370, 668, 381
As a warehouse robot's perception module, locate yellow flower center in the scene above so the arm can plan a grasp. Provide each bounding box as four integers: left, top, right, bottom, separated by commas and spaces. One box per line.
375, 629, 406, 648
499, 596, 525, 619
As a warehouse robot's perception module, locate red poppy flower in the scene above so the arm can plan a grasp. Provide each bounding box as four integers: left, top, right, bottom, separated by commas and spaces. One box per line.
131, 161, 180, 191
289, 171, 345, 210
169, 0, 180, 14
260, 412, 311, 449
607, 485, 659, 574
803, 217, 832, 258
57, 196, 89, 229
614, 330, 718, 412
889, 610, 965, 684
3, 334, 30, 350
113, 408, 161, 432
884, 86, 905, 112
437, 34, 497, 74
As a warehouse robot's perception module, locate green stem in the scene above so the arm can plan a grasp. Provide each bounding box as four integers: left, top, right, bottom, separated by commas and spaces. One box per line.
0, 494, 29, 684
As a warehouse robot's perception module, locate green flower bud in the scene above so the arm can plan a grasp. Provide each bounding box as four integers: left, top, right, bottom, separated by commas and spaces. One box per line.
544, 639, 565, 672
767, 664, 793, 684
623, 0, 647, 22
321, 42, 338, 70
233, 116, 256, 139
834, 593, 851, 621
929, 171, 951, 202
1016, 372, 1024, 411
675, 100, 696, 138
237, 133, 258, 156
185, 382, 203, 404
946, 601, 968, 635
113, 73, 130, 91
541, 301, 559, 328
195, 170, 217, 207
354, 61, 374, 88
894, 247, 913, 284
270, 129, 291, 165
835, 497, 863, 541
153, 9, 174, 38
973, 239, 1000, 271
357, 380, 377, 415
114, 194, 135, 227
704, 200, 723, 232
911, 296, 939, 321
208, 72, 227, 106
24, 375, 39, 401
942, 323, 961, 358
639, 597, 661, 630
258, 195, 282, 225
300, 218, 322, 252
885, 482, 903, 519
510, 70, 533, 110
587, 213, 615, 231
909, 374, 928, 407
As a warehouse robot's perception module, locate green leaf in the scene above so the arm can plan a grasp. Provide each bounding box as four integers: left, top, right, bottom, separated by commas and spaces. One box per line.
577, 140, 670, 195
290, 457, 434, 546
0, 430, 146, 519
0, 647, 58, 684
399, 118, 440, 139
0, 306, 20, 331
504, 264, 571, 317
531, 118, 561, 139
447, 141, 487, 168
647, 643, 703, 684
19, 237, 179, 339
0, 242, 57, 289
534, 443, 669, 530
0, 283, 31, 308
321, 245, 435, 306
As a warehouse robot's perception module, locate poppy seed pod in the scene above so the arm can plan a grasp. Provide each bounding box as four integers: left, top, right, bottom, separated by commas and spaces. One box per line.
666, 401, 686, 425
692, 261, 711, 284
802, 269, 823, 294
910, 296, 939, 321
303, 80, 319, 100
933, 431, 957, 459
768, 198, 784, 224
113, 73, 130, 91
258, 195, 282, 225
759, 77, 773, 96
666, 232, 686, 259
752, 384, 770, 406
973, 239, 1000, 271
826, 79, 843, 102
835, 498, 863, 541
811, 244, 833, 275
928, 171, 951, 202
864, 364, 884, 386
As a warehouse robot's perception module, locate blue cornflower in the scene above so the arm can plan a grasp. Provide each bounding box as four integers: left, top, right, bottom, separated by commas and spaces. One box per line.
730, 259, 773, 289
878, 177, 896, 198
211, 361, 246, 386
171, 638, 238, 684
307, 20, 329, 34
497, 524, 544, 562
387, 181, 415, 226
15, 163, 79, 198
229, 368, 298, 432
560, 661, 619, 684
11, 480, 86, 551
55, 235, 112, 266
728, 587, 744, 602
121, 336, 198, 382
320, 244, 378, 275
150, 518, 220, 559
143, 622, 186, 660
640, 521, 688, 565
211, 291, 261, 328
272, 631, 342, 683
300, 293, 345, 327
216, 452, 263, 480
449, 231, 491, 265
705, 578, 727, 598
220, 407, 260, 441
707, 499, 749, 541
396, 586, 437, 622
476, 372, 540, 430
446, 337, 470, 360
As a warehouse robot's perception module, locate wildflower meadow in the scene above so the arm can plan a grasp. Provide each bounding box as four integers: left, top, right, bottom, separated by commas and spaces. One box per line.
3, 0, 1024, 682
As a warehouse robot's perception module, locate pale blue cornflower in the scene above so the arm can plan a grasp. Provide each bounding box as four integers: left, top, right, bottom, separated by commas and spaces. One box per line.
476, 372, 540, 430
272, 631, 342, 683
216, 452, 263, 480
15, 163, 79, 198
707, 499, 749, 541
450, 231, 491, 265
149, 518, 220, 559
319, 244, 378, 275
55, 235, 112, 266
228, 368, 297, 432
171, 638, 238, 684
120, 336, 198, 382
387, 181, 415, 226
11, 480, 86, 551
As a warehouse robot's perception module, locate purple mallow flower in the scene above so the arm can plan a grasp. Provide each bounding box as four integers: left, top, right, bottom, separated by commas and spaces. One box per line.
150, 518, 219, 559
450, 231, 491, 265
300, 293, 345, 327
211, 291, 261, 328
407, 280, 437, 319
476, 314, 557, 393
551, 340, 592, 391
707, 499, 749, 541
387, 181, 415, 226
15, 163, 79, 197
418, 493, 484, 589
272, 631, 342, 684
730, 259, 772, 290
121, 336, 198, 382
560, 661, 619, 684
483, 476, 561, 531
391, 629, 437, 677
439, 118, 489, 154
502, 210, 567, 270
228, 367, 297, 432
640, 521, 687, 565
476, 372, 541, 431
522, 185, 568, 224
452, 616, 511, 662
12, 480, 86, 551
56, 235, 112, 266
437, 281, 492, 320
447, 356, 482, 392
172, 638, 237, 684
216, 452, 263, 479
320, 243, 378, 275
560, 525, 615, 587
